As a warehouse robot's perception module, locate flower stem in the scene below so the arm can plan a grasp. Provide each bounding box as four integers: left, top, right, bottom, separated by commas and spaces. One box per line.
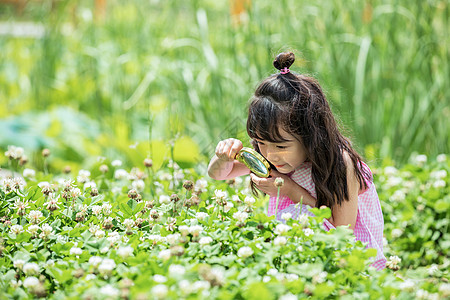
297, 196, 303, 221
275, 186, 281, 219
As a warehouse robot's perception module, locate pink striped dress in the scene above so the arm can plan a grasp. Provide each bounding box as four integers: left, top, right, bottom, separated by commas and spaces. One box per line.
268, 161, 386, 270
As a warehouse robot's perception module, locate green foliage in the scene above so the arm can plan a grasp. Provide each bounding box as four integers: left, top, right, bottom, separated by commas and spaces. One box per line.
0, 149, 448, 299
375, 154, 450, 269
0, 0, 448, 163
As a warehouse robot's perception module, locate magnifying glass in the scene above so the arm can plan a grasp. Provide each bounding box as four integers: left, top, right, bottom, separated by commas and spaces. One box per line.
235, 147, 271, 178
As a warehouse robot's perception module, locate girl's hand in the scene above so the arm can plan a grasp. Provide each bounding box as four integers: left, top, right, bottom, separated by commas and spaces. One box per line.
250, 169, 292, 197
215, 138, 243, 162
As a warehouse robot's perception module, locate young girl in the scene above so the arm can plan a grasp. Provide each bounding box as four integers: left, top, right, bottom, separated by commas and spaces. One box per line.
208, 52, 386, 270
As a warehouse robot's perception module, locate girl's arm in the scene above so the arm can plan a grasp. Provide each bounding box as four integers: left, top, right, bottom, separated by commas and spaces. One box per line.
207, 138, 250, 180
330, 152, 359, 230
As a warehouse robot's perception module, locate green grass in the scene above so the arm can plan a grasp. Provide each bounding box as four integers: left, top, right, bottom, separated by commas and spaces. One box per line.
0, 0, 448, 164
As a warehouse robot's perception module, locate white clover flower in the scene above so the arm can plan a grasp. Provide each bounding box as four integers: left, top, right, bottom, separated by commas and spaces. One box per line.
91, 205, 102, 216
89, 225, 100, 235
192, 280, 211, 292
158, 249, 172, 261
178, 225, 190, 236
179, 280, 192, 295
439, 283, 450, 296
77, 169, 91, 183
23, 276, 40, 289
274, 177, 284, 187
84, 181, 97, 190
285, 273, 299, 281
46, 259, 55, 267
274, 224, 291, 235
114, 169, 128, 180
188, 225, 203, 237
23, 262, 39, 276
174, 170, 185, 181
281, 212, 292, 221
279, 293, 297, 300
413, 154, 427, 166
159, 195, 171, 205
237, 246, 253, 258
430, 170, 447, 180
89, 256, 103, 267
159, 172, 172, 181
71, 187, 81, 199
153, 274, 167, 283
70, 247, 83, 256
428, 264, 439, 276
213, 189, 228, 201
27, 224, 40, 237
433, 180, 446, 188
437, 154, 447, 163
168, 265, 185, 277
102, 203, 112, 215
5, 145, 24, 159
233, 211, 249, 223
95, 230, 106, 239
262, 276, 271, 283
165, 233, 181, 245
244, 196, 256, 206
10, 279, 22, 288
28, 210, 43, 224
209, 268, 225, 285
107, 231, 121, 244
194, 178, 208, 193
267, 268, 278, 276
147, 234, 164, 243
232, 195, 240, 202
13, 259, 25, 270
391, 190, 406, 202
298, 214, 309, 225
11, 224, 23, 235
383, 166, 398, 176
100, 246, 110, 254
152, 284, 168, 299
117, 246, 134, 259
391, 228, 403, 238
131, 179, 145, 192
23, 168, 36, 178
386, 176, 403, 188
199, 236, 213, 246
224, 202, 233, 212
416, 289, 430, 299
303, 228, 314, 237
399, 279, 415, 291
123, 218, 134, 228
196, 212, 209, 221
100, 284, 119, 297
274, 236, 287, 246
386, 255, 401, 269
85, 274, 97, 281
111, 160, 122, 167
98, 258, 116, 275
312, 271, 328, 284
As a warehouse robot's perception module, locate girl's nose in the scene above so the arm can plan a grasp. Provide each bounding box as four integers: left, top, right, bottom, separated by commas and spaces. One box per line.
266, 150, 280, 163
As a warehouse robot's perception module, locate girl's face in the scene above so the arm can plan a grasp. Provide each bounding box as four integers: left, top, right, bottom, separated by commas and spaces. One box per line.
254, 128, 308, 174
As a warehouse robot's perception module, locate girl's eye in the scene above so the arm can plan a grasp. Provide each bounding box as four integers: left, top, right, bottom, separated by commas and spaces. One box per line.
276, 146, 287, 149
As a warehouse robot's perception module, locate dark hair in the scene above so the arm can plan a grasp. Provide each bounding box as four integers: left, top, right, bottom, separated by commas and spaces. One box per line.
247, 52, 370, 208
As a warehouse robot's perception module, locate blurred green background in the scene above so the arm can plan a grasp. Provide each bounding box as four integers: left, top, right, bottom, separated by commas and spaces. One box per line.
0, 0, 448, 172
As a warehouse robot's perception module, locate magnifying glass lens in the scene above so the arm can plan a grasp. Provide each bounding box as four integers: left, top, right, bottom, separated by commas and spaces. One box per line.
236, 147, 271, 177
241, 152, 268, 176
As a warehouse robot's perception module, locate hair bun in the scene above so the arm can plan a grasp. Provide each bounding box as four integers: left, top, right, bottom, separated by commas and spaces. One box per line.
273, 52, 295, 71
